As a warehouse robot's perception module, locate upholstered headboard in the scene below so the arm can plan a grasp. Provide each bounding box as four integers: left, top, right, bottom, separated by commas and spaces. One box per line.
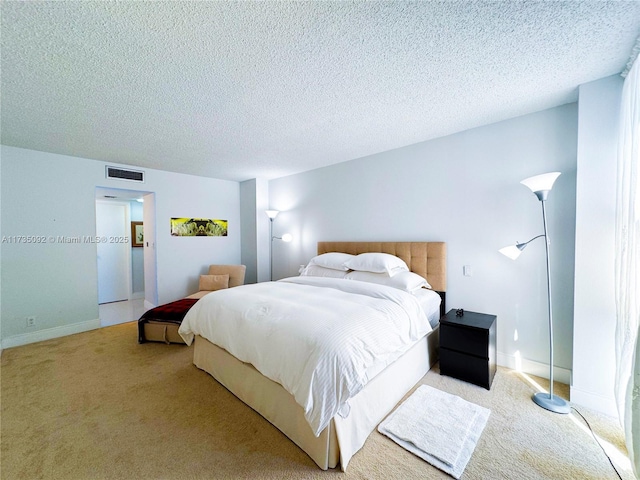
317, 242, 446, 293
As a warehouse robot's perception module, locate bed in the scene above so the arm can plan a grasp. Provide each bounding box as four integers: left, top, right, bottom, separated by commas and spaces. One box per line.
179, 241, 446, 471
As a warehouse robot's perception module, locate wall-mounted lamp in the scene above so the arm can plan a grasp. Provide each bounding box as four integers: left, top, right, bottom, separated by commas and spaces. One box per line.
266, 210, 292, 281
500, 172, 569, 414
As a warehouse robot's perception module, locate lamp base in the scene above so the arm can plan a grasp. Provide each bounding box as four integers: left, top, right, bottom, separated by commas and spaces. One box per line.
532, 392, 570, 414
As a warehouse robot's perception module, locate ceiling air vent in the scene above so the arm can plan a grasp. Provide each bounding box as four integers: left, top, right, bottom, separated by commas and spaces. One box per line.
106, 166, 145, 183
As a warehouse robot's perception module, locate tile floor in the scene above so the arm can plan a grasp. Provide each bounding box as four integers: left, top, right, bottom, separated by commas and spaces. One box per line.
99, 298, 146, 327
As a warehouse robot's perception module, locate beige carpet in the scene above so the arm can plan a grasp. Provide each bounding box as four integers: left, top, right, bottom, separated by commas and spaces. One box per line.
0, 322, 634, 480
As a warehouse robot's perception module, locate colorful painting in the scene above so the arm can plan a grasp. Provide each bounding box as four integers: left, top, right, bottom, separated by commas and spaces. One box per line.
170, 218, 228, 237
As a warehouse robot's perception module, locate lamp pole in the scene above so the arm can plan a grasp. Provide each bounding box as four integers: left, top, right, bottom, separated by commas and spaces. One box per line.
501, 172, 569, 414
531, 192, 570, 414
265, 210, 279, 282
269, 217, 273, 281
541, 200, 555, 400
265, 210, 291, 282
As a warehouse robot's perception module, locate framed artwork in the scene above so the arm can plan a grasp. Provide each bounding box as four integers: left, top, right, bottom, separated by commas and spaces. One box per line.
170, 218, 228, 237
131, 222, 144, 247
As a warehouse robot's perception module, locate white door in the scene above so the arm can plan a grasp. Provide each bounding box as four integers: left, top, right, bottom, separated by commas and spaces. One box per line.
96, 201, 130, 304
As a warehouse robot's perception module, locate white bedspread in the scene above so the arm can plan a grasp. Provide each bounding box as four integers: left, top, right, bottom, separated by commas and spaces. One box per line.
179, 276, 431, 436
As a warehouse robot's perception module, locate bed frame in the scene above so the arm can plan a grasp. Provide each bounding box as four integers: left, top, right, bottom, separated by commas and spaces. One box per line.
192, 241, 446, 470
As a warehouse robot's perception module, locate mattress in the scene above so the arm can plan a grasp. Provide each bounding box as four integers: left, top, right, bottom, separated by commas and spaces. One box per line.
414, 287, 442, 328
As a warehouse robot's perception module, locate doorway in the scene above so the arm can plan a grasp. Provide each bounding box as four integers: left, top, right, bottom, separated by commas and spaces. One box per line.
95, 187, 156, 326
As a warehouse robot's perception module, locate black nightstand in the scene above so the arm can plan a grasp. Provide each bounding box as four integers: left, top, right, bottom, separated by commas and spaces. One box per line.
439, 309, 497, 390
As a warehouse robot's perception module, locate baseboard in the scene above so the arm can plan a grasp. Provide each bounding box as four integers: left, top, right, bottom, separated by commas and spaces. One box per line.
1, 319, 101, 349
497, 352, 572, 385
570, 386, 619, 417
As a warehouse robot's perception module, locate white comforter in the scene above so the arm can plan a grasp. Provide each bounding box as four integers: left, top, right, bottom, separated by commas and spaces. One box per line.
178, 276, 431, 436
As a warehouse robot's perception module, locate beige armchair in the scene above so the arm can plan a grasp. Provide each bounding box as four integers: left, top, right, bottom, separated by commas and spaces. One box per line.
186, 264, 246, 299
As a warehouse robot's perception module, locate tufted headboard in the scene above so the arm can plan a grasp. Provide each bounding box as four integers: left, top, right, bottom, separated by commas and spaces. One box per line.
317, 241, 446, 293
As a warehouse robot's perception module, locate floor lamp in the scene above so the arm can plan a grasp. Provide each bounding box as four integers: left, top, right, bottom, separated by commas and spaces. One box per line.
499, 172, 570, 414
266, 210, 292, 281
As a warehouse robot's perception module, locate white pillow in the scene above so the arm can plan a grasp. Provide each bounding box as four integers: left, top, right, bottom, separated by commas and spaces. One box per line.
307, 252, 355, 271
346, 270, 431, 292
300, 264, 349, 279
343, 253, 409, 276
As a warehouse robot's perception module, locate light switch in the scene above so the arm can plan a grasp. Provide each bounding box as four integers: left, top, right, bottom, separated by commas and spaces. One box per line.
463, 265, 473, 277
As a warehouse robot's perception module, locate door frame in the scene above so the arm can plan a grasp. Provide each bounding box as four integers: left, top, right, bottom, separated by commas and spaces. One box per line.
94, 186, 158, 315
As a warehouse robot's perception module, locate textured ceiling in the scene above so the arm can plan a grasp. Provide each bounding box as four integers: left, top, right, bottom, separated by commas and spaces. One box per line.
2, 1, 639, 182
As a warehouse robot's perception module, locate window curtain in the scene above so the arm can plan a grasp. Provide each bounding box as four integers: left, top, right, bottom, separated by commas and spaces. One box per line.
614, 41, 640, 476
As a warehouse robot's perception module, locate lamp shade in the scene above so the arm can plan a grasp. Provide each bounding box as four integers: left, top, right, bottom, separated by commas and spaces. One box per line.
520, 172, 561, 194
281, 233, 293, 242
499, 245, 523, 260
265, 210, 279, 220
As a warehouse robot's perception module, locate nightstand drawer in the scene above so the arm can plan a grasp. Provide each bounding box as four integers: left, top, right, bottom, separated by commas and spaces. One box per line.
440, 347, 495, 389
439, 310, 497, 390
440, 323, 489, 359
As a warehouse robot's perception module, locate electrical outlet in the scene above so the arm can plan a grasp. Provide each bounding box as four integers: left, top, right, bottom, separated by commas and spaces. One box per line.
26, 316, 36, 327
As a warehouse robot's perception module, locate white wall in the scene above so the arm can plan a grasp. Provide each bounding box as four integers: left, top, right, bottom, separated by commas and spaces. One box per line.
130, 200, 145, 296
240, 178, 271, 284
240, 179, 259, 283
571, 75, 623, 416
143, 192, 158, 309
256, 179, 271, 283
269, 104, 578, 379
0, 146, 240, 348
0, 152, 3, 350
